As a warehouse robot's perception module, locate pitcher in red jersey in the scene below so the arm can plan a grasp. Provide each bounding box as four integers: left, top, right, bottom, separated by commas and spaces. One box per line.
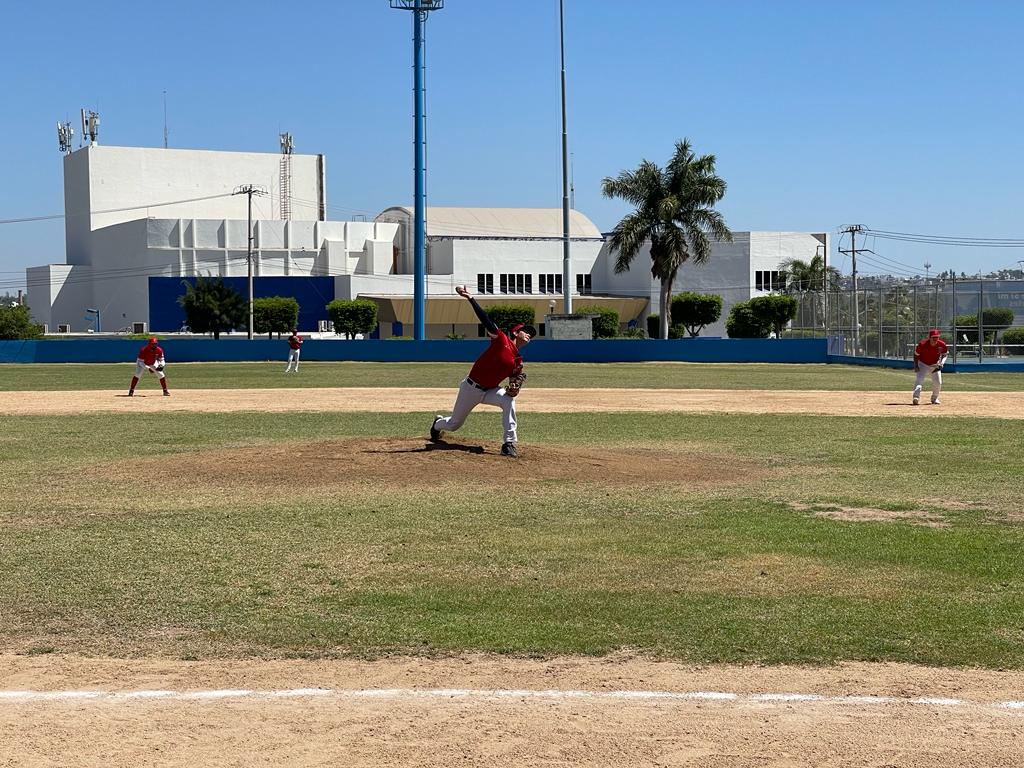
429, 286, 535, 458
912, 329, 948, 405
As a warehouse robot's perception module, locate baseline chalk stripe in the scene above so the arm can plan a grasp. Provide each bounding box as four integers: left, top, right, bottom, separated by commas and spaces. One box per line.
0, 688, 1022, 710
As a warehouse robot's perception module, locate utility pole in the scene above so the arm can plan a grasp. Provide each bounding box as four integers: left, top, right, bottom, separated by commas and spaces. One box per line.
233, 184, 268, 340
559, 0, 572, 314
838, 225, 863, 352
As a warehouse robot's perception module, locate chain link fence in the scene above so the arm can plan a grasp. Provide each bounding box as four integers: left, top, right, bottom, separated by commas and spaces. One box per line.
788, 279, 1024, 363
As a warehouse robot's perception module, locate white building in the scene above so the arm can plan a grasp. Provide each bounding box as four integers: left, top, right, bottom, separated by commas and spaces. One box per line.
26, 143, 826, 338
596, 231, 830, 336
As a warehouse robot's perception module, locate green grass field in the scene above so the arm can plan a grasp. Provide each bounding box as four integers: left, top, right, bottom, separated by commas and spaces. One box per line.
1, 360, 1023, 391
0, 363, 1021, 667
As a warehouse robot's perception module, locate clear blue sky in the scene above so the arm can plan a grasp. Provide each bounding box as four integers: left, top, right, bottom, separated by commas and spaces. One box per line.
2, 0, 1023, 293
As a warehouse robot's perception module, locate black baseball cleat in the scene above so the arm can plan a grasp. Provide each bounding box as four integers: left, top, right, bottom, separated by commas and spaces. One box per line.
429, 416, 443, 442
127, 391, 134, 397
500, 442, 518, 458
163, 390, 171, 396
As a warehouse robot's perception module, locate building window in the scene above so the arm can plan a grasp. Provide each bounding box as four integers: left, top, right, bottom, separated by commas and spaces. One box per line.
499, 273, 532, 294
476, 274, 494, 294
539, 273, 563, 294
576, 273, 592, 295
755, 270, 786, 292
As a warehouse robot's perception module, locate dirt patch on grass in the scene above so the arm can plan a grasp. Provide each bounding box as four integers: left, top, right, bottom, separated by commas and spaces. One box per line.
79, 437, 760, 491
697, 554, 912, 598
790, 502, 950, 528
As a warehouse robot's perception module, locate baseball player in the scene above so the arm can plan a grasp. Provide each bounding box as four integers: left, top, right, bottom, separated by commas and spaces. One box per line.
912, 328, 948, 405
128, 337, 170, 396
285, 327, 303, 373
430, 285, 535, 458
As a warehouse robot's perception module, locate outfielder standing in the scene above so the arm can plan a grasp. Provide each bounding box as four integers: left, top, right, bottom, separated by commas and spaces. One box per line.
128, 337, 170, 397
285, 327, 303, 373
430, 285, 535, 458
912, 328, 948, 405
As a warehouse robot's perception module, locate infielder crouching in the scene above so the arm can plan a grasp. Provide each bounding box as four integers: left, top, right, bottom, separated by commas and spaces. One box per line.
430, 285, 534, 458
912, 328, 948, 405
128, 337, 170, 397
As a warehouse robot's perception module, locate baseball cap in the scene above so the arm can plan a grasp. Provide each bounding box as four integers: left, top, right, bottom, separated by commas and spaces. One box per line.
928, 329, 941, 337
148, 337, 158, 344
510, 323, 537, 338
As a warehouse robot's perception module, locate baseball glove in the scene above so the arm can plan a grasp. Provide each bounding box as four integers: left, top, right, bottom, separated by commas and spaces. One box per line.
154, 363, 165, 372
506, 365, 526, 398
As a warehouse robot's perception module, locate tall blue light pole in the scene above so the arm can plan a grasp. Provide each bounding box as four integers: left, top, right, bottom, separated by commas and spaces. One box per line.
391, 0, 444, 340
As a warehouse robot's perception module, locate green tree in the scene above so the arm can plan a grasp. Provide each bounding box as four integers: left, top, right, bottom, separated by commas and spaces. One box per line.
0, 304, 44, 340
326, 299, 378, 339
602, 139, 732, 339
779, 254, 841, 293
670, 292, 723, 337
177, 277, 246, 340
748, 294, 799, 338
725, 300, 771, 338
576, 305, 619, 338
253, 296, 300, 339
1003, 327, 1024, 354
486, 304, 535, 333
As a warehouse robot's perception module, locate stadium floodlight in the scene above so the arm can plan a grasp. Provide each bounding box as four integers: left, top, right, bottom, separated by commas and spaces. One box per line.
390, 0, 444, 340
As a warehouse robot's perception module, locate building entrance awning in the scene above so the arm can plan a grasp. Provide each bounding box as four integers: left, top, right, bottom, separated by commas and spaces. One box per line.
360, 295, 650, 326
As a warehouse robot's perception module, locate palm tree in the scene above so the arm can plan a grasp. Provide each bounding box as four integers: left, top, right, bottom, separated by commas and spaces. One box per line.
602, 139, 731, 339
779, 253, 841, 293
779, 253, 842, 332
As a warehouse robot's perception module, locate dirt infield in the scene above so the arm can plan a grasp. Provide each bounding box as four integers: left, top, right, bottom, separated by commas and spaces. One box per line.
3, 654, 1023, 767
0, 386, 1020, 418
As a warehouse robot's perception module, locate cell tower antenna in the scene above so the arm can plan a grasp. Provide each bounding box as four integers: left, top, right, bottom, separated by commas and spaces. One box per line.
56, 121, 74, 154
80, 108, 100, 145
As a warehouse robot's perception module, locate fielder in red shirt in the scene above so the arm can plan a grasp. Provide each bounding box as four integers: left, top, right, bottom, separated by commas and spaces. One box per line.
912, 329, 948, 405
128, 337, 169, 396
285, 328, 303, 373
429, 285, 535, 458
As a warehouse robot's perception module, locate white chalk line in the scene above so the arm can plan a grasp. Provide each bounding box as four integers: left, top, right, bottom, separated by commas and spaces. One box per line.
0, 688, 1022, 710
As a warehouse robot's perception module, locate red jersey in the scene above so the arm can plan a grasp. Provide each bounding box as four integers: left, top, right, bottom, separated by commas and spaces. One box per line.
288, 334, 303, 350
468, 332, 521, 389
137, 344, 164, 366
914, 338, 948, 365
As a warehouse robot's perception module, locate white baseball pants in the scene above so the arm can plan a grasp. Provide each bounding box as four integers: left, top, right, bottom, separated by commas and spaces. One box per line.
913, 364, 942, 402
435, 378, 517, 444
285, 349, 300, 372
134, 359, 166, 381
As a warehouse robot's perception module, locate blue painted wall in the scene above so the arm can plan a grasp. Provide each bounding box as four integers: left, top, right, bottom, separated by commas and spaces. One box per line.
148, 276, 337, 332
1, 338, 829, 364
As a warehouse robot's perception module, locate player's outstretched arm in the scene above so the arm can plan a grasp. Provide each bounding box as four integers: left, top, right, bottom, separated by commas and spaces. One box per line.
457, 285, 498, 336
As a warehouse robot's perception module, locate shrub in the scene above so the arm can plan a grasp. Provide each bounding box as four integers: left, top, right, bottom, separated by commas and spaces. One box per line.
646, 314, 660, 339
670, 292, 723, 337
725, 300, 771, 338
747, 294, 799, 337
326, 299, 378, 339
619, 326, 647, 339
253, 296, 300, 339
487, 305, 535, 333
668, 324, 687, 339
576, 305, 619, 338
1003, 327, 1024, 354
0, 304, 44, 340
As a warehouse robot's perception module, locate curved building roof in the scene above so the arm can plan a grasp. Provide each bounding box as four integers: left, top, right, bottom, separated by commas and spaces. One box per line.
376, 206, 603, 239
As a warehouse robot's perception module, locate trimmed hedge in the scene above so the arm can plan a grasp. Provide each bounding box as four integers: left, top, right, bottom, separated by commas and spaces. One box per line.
326, 299, 378, 339
253, 296, 300, 339
1003, 327, 1024, 354
487, 305, 535, 333
576, 305, 620, 338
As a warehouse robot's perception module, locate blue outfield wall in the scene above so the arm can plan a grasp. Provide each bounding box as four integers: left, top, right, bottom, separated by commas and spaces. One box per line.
826, 354, 1024, 373
1, 338, 828, 364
